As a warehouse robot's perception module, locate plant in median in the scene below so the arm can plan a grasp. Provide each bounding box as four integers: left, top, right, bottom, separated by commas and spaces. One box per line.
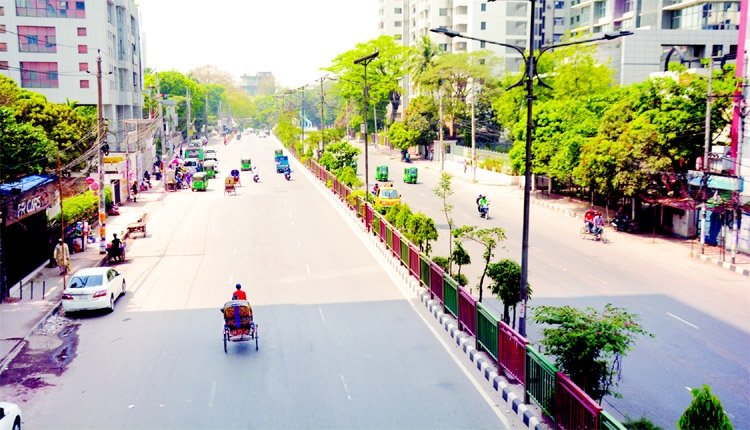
486, 258, 530, 329
677, 384, 733, 430
433, 172, 455, 272
623, 415, 662, 430
532, 303, 653, 404
451, 239, 471, 286
405, 212, 438, 256
452, 225, 507, 302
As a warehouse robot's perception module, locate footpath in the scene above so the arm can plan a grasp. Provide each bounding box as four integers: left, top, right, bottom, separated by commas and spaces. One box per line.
0, 184, 164, 374
366, 141, 750, 277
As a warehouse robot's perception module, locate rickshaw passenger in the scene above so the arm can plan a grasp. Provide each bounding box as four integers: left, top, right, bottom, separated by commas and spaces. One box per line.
232, 283, 247, 301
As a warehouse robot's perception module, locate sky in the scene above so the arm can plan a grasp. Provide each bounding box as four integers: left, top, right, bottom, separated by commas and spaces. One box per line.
137, 0, 380, 89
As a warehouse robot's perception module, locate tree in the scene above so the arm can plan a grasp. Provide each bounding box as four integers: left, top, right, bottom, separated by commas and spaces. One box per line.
486, 258, 531, 328
388, 121, 419, 151
677, 384, 733, 430
408, 35, 443, 94
406, 212, 438, 255
188, 65, 236, 87
433, 172, 455, 272
450, 240, 471, 286
0, 107, 54, 182
533, 303, 653, 403
452, 226, 507, 302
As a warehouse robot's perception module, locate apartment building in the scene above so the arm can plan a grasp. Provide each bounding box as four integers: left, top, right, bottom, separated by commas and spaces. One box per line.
1, 0, 144, 148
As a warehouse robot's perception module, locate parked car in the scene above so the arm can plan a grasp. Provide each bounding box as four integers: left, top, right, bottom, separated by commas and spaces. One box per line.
61, 267, 126, 313
183, 158, 201, 174
0, 402, 22, 430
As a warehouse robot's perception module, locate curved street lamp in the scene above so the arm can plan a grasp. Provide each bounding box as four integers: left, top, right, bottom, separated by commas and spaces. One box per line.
353, 51, 380, 198
430, 27, 632, 337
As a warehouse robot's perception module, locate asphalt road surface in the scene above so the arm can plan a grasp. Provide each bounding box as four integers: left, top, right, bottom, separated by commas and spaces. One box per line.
358, 145, 750, 429
6, 134, 515, 429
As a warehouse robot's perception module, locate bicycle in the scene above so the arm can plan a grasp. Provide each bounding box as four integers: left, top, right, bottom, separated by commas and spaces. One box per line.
580, 225, 607, 243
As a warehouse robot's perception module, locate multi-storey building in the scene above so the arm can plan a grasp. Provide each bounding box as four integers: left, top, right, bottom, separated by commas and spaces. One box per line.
1, 0, 144, 148
240, 71, 276, 96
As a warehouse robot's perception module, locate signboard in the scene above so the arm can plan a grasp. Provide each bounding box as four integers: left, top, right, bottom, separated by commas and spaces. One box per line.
3, 183, 54, 226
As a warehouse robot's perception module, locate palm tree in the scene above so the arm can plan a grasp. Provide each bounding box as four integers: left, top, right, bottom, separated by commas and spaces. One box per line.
409, 36, 443, 94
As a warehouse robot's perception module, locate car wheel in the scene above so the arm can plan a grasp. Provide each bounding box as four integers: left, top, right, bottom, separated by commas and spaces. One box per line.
121, 280, 126, 296
109, 295, 115, 312
13, 417, 21, 430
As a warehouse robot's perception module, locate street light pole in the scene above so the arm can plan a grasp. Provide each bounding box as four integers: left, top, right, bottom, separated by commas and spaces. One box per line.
431, 25, 632, 337
95, 51, 106, 254
354, 51, 380, 198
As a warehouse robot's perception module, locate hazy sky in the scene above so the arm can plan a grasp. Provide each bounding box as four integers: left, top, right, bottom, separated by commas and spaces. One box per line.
137, 0, 380, 88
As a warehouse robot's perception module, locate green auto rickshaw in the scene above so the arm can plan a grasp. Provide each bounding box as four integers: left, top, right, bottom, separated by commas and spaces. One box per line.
203, 160, 217, 179
376, 165, 389, 181
403, 167, 418, 184
241, 157, 252, 171
192, 172, 208, 191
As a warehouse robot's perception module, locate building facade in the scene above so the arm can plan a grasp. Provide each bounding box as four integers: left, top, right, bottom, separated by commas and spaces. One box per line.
0, 0, 144, 149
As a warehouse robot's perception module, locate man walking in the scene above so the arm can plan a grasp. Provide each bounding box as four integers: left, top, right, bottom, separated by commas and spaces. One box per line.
54, 239, 70, 275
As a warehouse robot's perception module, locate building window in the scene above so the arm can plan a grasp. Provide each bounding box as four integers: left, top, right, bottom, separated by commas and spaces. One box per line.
456, 42, 467, 51
16, 0, 85, 18
554, 17, 565, 25
554, 33, 564, 43
395, 21, 402, 27
439, 8, 448, 16
0, 6, 4, 16
439, 43, 448, 51
394, 7, 402, 14
594, 2, 607, 20
479, 58, 486, 65
80, 79, 89, 88
0, 61, 8, 70
481, 3, 487, 11
555, 1, 565, 8
481, 21, 487, 30
79, 62, 88, 71
18, 26, 57, 53
78, 44, 87, 54
77, 27, 86, 36
712, 44, 723, 56
20, 62, 59, 88
0, 43, 6, 52
0, 24, 5, 34
394, 33, 402, 40
480, 41, 486, 48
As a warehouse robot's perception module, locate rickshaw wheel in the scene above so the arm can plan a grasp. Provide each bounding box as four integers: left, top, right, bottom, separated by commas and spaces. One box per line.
223, 332, 228, 353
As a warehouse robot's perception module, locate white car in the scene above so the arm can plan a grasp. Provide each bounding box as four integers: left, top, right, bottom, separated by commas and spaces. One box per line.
62, 267, 126, 313
183, 158, 200, 174
0, 402, 22, 430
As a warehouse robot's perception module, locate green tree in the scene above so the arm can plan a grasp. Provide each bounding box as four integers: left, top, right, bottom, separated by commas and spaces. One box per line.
486, 258, 531, 328
388, 121, 419, 151
408, 35, 443, 93
533, 304, 653, 403
450, 240, 471, 286
0, 107, 54, 182
406, 212, 438, 255
433, 172, 455, 271
452, 226, 507, 302
677, 384, 733, 430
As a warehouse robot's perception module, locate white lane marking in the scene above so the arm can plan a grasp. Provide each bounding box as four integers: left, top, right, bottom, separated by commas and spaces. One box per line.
340, 373, 352, 400
291, 221, 295, 227
306, 264, 311, 274
666, 312, 699, 329
233, 247, 237, 255
297, 240, 302, 247
685, 386, 692, 392
319, 308, 325, 323
238, 213, 243, 219
208, 381, 217, 408
228, 274, 233, 284
289, 211, 293, 218
419, 193, 426, 197
587, 274, 608, 284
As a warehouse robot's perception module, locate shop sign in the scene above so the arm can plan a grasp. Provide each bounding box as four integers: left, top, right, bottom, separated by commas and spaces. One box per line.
4, 188, 51, 226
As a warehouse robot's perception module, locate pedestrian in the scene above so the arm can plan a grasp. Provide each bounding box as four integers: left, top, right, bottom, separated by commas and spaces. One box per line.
53, 239, 70, 275
131, 182, 138, 203
462, 159, 467, 174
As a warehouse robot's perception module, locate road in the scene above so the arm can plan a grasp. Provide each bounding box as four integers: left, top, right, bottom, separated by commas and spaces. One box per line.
357, 145, 750, 429
6, 134, 514, 429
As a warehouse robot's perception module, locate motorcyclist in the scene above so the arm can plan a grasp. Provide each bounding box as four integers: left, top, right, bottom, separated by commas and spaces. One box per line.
372, 183, 379, 196
284, 165, 291, 177
477, 195, 487, 213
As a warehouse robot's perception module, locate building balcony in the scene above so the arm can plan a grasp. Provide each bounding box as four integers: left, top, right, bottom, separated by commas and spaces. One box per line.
571, 0, 594, 8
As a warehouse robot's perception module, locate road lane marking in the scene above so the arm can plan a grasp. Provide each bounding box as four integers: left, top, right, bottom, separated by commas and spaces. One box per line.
419, 193, 426, 197
587, 274, 608, 284
234, 247, 237, 255
228, 274, 234, 284
291, 221, 295, 227
319, 308, 325, 323
666, 312, 699, 329
306, 264, 311, 274
340, 373, 352, 400
208, 381, 217, 408
289, 211, 293, 218
297, 240, 302, 247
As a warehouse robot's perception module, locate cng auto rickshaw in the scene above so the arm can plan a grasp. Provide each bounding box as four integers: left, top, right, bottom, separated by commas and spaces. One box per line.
203, 160, 217, 179
403, 167, 418, 184
241, 157, 252, 171
192, 172, 208, 191
376, 165, 389, 181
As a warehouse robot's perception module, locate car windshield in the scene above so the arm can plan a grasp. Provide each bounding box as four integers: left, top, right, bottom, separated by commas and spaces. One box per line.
382, 189, 399, 199
68, 274, 104, 289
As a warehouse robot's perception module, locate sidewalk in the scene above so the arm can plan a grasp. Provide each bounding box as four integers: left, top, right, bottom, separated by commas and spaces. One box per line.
358, 140, 750, 277
0, 185, 164, 374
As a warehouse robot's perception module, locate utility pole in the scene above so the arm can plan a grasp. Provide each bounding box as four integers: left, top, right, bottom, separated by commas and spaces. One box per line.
701, 58, 714, 254
471, 79, 477, 183
96, 51, 106, 254
186, 88, 192, 141
318, 76, 326, 156
57, 152, 68, 285
353, 51, 379, 199
299, 85, 306, 147
156, 72, 166, 191
439, 89, 444, 171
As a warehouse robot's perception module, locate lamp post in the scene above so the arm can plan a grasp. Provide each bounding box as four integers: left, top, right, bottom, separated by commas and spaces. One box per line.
316, 75, 336, 157
430, 27, 632, 337
353, 51, 380, 198
298, 85, 307, 149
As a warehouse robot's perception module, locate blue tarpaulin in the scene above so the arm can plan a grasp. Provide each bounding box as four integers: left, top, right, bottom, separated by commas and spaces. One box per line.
1, 174, 55, 196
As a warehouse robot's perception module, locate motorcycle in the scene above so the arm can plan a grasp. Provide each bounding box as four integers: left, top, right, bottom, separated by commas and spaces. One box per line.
284, 172, 291, 181
612, 215, 632, 232
479, 204, 490, 219
253, 174, 259, 183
